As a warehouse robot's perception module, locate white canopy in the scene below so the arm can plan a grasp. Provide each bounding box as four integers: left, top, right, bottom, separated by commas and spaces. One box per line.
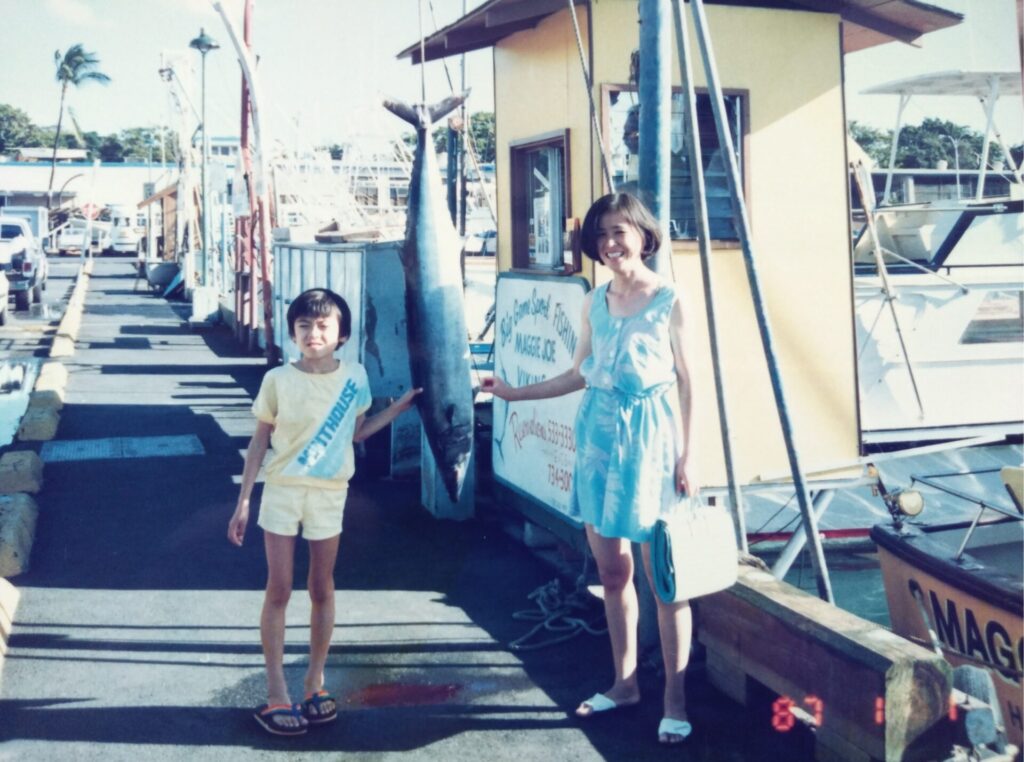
862, 70, 1022, 98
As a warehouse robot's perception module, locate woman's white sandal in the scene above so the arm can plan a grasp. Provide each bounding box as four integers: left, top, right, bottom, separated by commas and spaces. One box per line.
575, 692, 639, 717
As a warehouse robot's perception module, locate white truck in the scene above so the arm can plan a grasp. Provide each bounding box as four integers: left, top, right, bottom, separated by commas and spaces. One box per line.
0, 216, 49, 310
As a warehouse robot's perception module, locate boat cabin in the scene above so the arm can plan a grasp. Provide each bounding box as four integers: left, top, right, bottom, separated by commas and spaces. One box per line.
398, 0, 961, 519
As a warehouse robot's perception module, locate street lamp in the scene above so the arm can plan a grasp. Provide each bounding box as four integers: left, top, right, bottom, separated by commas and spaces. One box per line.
943, 134, 961, 200
189, 27, 219, 287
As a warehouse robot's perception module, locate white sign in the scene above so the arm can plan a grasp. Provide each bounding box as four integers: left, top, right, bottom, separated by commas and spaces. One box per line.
492, 273, 589, 517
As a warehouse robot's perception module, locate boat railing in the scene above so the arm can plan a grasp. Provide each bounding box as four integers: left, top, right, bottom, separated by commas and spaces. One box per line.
908, 468, 1022, 561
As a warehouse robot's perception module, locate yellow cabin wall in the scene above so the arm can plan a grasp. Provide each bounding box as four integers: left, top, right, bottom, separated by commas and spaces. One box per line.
494, 2, 859, 488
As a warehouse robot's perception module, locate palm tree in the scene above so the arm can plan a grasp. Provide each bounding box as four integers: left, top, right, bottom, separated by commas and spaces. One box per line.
47, 44, 110, 208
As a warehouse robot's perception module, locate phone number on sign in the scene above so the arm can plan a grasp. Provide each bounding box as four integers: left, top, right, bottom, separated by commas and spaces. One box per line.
508, 411, 576, 453
548, 464, 572, 492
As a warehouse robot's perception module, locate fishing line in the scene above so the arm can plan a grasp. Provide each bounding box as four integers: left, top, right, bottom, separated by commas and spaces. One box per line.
567, 0, 615, 192
418, 0, 427, 104
425, 0, 497, 224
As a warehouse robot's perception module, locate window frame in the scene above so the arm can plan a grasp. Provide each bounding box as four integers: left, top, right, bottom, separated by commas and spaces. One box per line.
509, 129, 578, 273
601, 83, 751, 249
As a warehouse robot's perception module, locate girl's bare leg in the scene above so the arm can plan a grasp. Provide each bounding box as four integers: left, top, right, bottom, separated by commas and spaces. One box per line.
304, 533, 340, 706
640, 543, 692, 731
576, 525, 641, 716
262, 531, 298, 721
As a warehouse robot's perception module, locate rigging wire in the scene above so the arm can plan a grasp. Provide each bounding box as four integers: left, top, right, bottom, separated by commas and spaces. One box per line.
566, 0, 615, 193
426, 0, 497, 224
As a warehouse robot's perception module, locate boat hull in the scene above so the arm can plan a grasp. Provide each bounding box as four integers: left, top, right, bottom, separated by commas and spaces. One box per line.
872, 520, 1023, 748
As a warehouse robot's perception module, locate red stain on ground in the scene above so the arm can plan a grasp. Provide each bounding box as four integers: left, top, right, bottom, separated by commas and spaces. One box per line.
345, 682, 462, 707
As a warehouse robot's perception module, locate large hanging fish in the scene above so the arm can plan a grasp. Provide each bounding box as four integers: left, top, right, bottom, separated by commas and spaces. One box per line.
383, 92, 474, 502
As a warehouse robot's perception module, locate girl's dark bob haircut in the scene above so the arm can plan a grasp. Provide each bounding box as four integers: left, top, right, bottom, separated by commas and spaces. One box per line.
579, 192, 662, 262
286, 288, 352, 348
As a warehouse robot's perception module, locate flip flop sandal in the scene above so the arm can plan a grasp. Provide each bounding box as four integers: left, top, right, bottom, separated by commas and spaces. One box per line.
302, 690, 338, 724
658, 717, 693, 744
254, 703, 308, 736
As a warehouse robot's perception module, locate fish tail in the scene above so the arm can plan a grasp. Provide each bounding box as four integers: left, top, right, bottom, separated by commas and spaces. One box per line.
428, 91, 469, 124
382, 97, 420, 127
382, 90, 470, 129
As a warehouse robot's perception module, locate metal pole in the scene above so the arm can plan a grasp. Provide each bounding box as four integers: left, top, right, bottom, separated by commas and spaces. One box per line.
447, 127, 458, 225
637, 0, 673, 278
770, 489, 836, 579
882, 93, 910, 205
976, 75, 1000, 201
689, 0, 832, 602
200, 51, 208, 285
670, 0, 747, 551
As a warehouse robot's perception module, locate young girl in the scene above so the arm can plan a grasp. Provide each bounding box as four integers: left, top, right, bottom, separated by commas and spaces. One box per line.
483, 193, 696, 744
228, 288, 420, 736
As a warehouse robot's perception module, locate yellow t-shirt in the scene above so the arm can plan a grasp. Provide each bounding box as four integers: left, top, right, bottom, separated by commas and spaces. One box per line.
253, 361, 372, 490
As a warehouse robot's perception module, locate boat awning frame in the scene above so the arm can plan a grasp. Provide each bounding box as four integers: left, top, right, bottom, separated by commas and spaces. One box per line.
138, 184, 177, 209
395, 0, 963, 63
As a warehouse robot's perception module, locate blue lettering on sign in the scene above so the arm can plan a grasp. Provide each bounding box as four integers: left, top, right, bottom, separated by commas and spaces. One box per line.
498, 288, 552, 348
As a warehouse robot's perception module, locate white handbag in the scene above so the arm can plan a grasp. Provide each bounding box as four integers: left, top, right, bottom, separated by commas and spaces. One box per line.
651, 498, 738, 603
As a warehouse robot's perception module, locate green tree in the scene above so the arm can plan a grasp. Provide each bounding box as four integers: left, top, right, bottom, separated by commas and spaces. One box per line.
0, 104, 43, 153
99, 136, 125, 162
850, 117, 1006, 171
848, 120, 890, 166
47, 44, 111, 206
467, 111, 495, 164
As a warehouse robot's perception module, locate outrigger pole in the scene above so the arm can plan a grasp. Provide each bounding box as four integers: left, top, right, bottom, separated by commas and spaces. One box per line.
214, 0, 278, 364
669, 0, 747, 553
684, 0, 834, 602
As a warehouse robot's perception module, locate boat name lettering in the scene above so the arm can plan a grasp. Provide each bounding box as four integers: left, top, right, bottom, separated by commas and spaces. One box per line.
513, 332, 557, 363
907, 578, 1023, 684
517, 368, 547, 386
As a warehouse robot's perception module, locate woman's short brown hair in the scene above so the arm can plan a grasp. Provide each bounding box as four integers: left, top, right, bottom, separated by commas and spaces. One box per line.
579, 192, 662, 262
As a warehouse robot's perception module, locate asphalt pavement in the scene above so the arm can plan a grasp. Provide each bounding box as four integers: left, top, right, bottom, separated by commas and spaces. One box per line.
0, 259, 815, 761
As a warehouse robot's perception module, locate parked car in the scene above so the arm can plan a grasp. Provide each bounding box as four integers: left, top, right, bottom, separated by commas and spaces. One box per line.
0, 271, 9, 326
110, 221, 140, 255
0, 216, 48, 310
464, 229, 497, 256
109, 205, 140, 255
57, 217, 112, 255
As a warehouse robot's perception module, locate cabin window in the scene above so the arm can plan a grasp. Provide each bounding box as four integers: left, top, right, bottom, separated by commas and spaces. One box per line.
605, 86, 747, 241
510, 130, 574, 272
960, 290, 1024, 344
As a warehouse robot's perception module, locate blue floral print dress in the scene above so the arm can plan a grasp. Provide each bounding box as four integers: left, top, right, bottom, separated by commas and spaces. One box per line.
569, 280, 685, 543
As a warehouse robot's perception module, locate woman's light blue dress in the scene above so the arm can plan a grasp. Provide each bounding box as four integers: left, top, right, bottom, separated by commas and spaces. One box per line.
569, 281, 684, 543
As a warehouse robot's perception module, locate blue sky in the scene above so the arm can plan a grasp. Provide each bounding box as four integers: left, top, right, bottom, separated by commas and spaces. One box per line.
0, 0, 1020, 148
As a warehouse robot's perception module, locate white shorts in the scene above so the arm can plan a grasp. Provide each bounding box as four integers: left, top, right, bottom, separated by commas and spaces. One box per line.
257, 482, 348, 541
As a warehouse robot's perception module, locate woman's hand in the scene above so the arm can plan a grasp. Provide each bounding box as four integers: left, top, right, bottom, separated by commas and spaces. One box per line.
676, 456, 698, 498
481, 376, 515, 401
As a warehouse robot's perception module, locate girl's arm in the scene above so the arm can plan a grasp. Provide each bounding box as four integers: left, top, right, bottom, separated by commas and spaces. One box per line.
482, 292, 594, 402
353, 387, 423, 443
228, 420, 274, 546
668, 296, 698, 497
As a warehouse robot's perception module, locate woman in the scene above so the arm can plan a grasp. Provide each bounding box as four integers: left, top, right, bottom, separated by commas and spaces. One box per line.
483, 192, 696, 744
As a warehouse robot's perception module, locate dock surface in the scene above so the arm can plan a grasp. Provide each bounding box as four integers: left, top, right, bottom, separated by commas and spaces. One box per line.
0, 260, 818, 761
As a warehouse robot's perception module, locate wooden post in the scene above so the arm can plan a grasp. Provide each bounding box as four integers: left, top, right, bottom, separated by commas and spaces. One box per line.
697, 566, 952, 762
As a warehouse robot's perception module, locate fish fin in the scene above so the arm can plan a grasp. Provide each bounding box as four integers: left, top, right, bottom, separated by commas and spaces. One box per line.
428, 90, 470, 124
382, 96, 422, 128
